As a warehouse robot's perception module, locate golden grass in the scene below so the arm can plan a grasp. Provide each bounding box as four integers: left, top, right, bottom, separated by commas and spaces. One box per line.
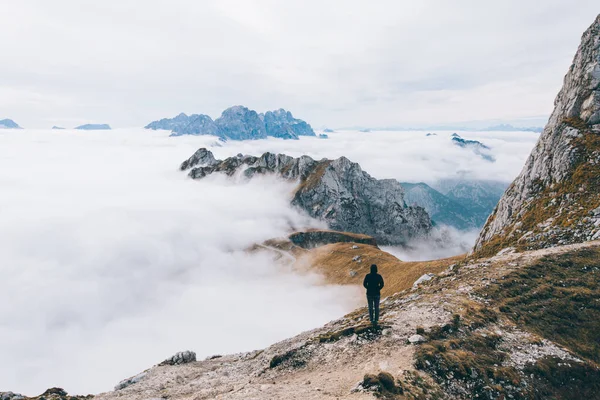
297, 242, 464, 296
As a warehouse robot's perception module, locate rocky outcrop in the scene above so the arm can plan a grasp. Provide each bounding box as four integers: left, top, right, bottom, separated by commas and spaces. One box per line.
474, 14, 600, 256
0, 388, 92, 400
75, 124, 111, 130
0, 119, 21, 129
145, 107, 315, 140
180, 149, 432, 245
159, 350, 196, 366
288, 230, 378, 249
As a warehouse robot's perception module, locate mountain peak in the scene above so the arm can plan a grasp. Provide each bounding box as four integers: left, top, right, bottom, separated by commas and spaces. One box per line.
474, 14, 600, 256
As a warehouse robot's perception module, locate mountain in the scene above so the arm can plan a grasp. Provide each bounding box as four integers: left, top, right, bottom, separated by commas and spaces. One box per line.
401, 182, 479, 230
0, 119, 21, 129
451, 133, 495, 162
474, 14, 600, 256
75, 124, 111, 130
215, 105, 267, 140
486, 123, 543, 133
433, 178, 507, 227
323, 128, 335, 133
145, 106, 315, 140
145, 113, 219, 137
51, 126, 65, 130
180, 148, 432, 245
262, 108, 316, 139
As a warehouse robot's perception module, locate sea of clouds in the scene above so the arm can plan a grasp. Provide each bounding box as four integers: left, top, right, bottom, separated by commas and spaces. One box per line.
0, 128, 538, 395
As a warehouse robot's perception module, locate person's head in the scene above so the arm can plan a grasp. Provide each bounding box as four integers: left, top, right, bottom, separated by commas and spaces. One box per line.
370, 264, 378, 273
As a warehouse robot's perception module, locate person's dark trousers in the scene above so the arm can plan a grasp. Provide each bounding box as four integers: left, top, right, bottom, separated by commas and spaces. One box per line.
367, 295, 380, 323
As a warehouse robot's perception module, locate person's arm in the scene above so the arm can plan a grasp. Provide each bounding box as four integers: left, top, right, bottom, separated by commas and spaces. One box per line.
363, 275, 368, 289
379, 275, 384, 289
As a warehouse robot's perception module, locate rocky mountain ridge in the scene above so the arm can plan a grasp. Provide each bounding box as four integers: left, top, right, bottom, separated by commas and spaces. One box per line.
475, 14, 600, 256
180, 148, 432, 245
145, 106, 316, 140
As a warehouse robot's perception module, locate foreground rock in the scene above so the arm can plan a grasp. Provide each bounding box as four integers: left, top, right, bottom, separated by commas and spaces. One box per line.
180, 149, 432, 245
475, 14, 600, 256
145, 106, 315, 140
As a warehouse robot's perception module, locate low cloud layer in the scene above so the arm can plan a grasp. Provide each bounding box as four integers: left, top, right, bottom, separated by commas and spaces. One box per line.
0, 128, 537, 394
0, 129, 362, 395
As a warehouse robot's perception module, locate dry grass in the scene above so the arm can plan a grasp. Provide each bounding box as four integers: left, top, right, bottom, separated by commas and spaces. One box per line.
296, 242, 464, 297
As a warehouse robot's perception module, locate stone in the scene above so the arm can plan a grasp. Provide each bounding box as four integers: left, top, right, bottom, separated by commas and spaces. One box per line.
408, 334, 427, 344
159, 350, 197, 366
413, 273, 435, 288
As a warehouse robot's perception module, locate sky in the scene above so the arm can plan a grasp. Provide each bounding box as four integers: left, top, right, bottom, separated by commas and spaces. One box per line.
1, 0, 599, 129
0, 128, 538, 395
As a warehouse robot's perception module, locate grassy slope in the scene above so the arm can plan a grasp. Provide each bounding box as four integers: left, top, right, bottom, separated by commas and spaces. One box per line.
297, 242, 463, 297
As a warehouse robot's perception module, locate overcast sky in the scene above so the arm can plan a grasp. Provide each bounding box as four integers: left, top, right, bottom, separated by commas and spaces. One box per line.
1, 1, 599, 128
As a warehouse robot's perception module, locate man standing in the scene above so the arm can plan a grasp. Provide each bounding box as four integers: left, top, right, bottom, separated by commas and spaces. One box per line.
363, 264, 384, 325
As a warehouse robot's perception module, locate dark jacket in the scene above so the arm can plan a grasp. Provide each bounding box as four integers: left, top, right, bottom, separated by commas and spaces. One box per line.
363, 272, 384, 296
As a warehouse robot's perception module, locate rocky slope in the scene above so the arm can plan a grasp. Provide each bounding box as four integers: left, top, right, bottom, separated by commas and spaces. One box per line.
180, 148, 432, 245
0, 118, 21, 129
145, 106, 315, 140
474, 14, 600, 256
84, 239, 600, 400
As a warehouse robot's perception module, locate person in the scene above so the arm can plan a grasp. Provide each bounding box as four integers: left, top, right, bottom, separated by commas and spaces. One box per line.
363, 264, 384, 325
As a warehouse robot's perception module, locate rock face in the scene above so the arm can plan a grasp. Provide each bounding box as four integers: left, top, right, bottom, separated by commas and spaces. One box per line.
474, 14, 600, 255
180, 149, 432, 245
75, 124, 111, 130
159, 350, 196, 366
0, 119, 21, 129
145, 106, 315, 140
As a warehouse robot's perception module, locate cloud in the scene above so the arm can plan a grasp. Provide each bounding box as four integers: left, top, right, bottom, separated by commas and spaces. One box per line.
0, 129, 361, 395
0, 127, 538, 394
1, 1, 598, 128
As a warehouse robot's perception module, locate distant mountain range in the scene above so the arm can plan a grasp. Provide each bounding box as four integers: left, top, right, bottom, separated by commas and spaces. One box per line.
337, 122, 544, 132
0, 119, 21, 129
146, 106, 316, 140
75, 124, 111, 130
401, 179, 508, 230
